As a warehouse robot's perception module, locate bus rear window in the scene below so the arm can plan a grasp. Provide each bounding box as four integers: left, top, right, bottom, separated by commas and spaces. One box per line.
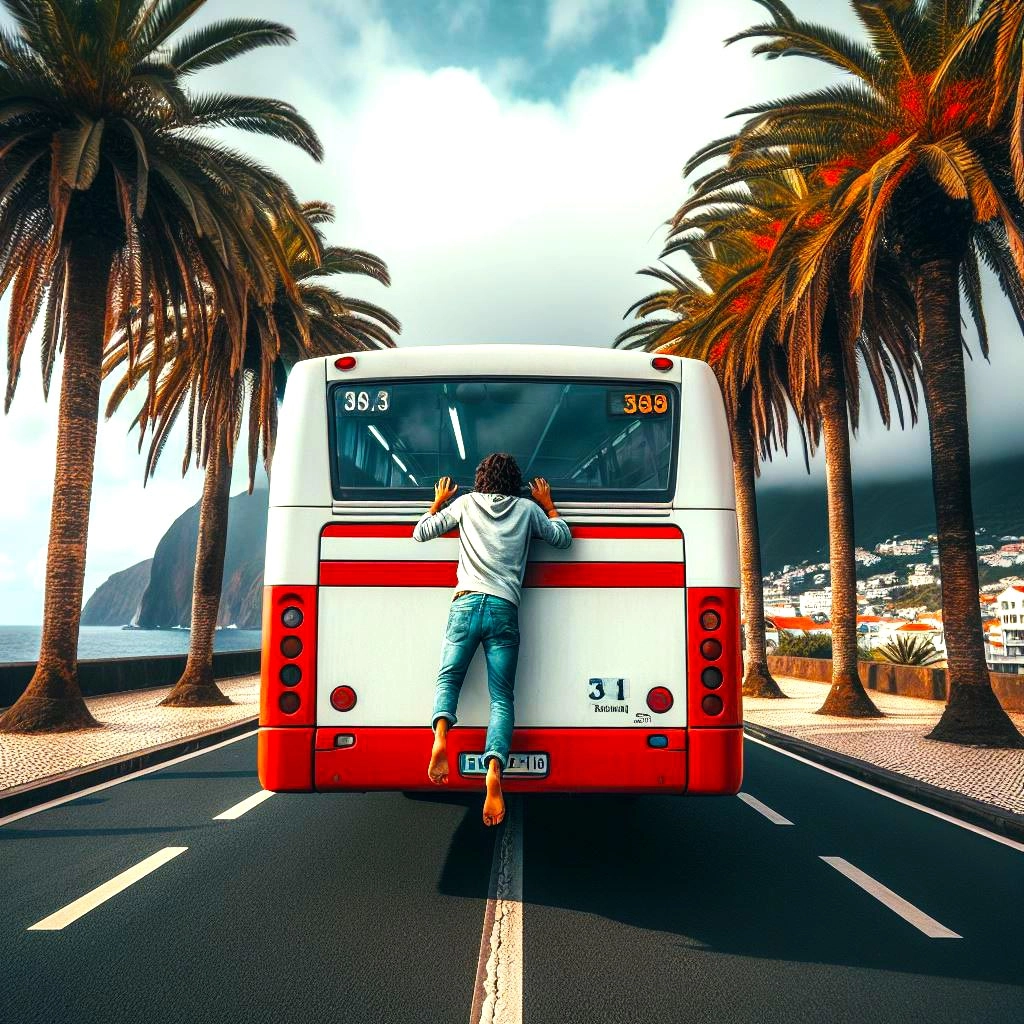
328, 377, 678, 502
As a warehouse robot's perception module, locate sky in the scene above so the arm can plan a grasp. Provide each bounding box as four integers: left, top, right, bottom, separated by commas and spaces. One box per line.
1, 0, 1022, 624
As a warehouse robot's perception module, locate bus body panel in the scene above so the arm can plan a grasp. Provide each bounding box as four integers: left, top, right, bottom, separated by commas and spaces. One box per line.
260, 345, 742, 795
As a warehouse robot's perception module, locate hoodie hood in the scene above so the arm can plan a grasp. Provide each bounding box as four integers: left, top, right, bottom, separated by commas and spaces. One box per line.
471, 491, 519, 519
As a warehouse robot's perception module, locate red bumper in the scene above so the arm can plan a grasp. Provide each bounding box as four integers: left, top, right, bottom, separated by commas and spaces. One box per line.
258, 725, 742, 795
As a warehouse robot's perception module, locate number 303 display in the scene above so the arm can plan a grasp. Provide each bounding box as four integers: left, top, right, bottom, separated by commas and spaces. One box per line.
341, 388, 391, 415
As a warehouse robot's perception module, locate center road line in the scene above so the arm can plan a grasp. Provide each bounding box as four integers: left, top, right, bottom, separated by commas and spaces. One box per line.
737, 792, 794, 825
470, 796, 523, 1024
820, 856, 962, 939
27, 847, 188, 931
746, 734, 1024, 854
213, 790, 275, 820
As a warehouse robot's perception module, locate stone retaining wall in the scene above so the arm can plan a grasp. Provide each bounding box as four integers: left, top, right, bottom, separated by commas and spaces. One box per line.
0, 649, 261, 709
766, 655, 1024, 712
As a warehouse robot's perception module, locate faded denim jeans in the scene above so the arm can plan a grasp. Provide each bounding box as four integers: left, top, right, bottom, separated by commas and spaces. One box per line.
431, 592, 520, 771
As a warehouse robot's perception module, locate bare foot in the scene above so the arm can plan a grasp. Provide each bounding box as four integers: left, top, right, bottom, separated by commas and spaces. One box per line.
428, 736, 449, 785
483, 764, 505, 826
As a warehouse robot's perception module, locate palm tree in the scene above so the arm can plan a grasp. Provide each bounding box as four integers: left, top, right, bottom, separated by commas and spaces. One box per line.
617, 219, 795, 699
104, 202, 400, 705
0, 2, 322, 733
689, 165, 919, 717
723, 0, 1024, 745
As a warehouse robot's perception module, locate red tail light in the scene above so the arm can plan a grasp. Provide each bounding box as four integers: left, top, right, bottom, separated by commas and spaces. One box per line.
688, 587, 741, 727
651, 356, 673, 371
330, 685, 357, 712
646, 686, 674, 713
260, 584, 317, 727
334, 355, 357, 370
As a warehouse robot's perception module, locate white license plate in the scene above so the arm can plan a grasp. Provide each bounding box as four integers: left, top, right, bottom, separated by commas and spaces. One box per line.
459, 752, 549, 777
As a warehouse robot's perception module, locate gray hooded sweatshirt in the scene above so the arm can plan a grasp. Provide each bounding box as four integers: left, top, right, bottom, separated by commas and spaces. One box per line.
412, 492, 572, 606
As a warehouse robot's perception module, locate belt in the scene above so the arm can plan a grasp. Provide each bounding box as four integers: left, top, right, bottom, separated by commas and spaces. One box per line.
453, 590, 473, 601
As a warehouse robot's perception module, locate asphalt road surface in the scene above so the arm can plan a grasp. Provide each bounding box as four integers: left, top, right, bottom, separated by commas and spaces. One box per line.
1, 732, 1022, 1024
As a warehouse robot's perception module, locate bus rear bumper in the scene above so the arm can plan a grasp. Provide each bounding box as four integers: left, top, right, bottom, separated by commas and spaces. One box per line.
258, 725, 743, 795
312, 726, 687, 793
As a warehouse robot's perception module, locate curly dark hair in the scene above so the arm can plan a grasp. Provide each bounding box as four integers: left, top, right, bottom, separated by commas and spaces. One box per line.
474, 453, 523, 497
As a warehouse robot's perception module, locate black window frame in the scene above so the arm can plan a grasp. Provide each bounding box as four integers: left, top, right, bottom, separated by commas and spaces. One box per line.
326, 374, 681, 503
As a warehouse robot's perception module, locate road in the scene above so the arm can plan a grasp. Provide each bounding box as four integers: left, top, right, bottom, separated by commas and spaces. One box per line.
1, 733, 1022, 1024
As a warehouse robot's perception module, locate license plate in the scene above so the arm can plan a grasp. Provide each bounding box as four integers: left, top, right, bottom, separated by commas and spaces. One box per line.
459, 752, 549, 777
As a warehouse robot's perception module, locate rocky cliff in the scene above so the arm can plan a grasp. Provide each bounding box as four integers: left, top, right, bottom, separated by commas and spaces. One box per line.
81, 559, 154, 626
83, 487, 269, 629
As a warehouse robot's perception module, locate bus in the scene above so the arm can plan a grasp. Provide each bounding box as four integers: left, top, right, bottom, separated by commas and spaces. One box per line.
257, 344, 742, 796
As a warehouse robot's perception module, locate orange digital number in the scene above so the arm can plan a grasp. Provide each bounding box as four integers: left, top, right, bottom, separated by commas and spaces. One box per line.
654, 394, 667, 414
623, 393, 637, 414
638, 394, 652, 414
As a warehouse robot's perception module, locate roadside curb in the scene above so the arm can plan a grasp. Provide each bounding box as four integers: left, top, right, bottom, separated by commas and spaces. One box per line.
744, 721, 1024, 843
0, 717, 258, 819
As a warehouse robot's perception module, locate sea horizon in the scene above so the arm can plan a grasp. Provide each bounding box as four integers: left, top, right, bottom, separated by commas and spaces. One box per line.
0, 625, 262, 665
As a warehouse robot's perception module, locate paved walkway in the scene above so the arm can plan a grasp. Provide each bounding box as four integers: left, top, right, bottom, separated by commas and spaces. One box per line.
0, 676, 258, 793
745, 676, 1024, 816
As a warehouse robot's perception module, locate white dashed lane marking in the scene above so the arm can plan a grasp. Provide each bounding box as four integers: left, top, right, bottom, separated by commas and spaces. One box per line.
213, 790, 275, 820
471, 796, 523, 1024
737, 792, 794, 825
27, 847, 188, 931
820, 856, 962, 939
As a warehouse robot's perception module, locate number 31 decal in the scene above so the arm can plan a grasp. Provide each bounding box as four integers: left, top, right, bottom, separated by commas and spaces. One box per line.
588, 678, 627, 701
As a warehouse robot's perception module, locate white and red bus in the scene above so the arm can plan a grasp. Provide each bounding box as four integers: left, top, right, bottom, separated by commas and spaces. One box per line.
257, 345, 742, 795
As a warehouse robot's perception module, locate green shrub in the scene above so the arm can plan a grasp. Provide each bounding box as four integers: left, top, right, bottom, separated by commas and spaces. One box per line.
776, 629, 833, 659
875, 634, 943, 666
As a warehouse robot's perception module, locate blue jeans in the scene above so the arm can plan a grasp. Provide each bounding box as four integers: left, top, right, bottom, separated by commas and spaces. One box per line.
431, 592, 520, 771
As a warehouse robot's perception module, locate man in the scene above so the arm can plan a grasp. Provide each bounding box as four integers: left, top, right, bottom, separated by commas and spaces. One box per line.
413, 452, 571, 826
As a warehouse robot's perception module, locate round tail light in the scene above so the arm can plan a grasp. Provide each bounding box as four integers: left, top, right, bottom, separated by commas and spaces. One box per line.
330, 685, 357, 712
646, 686, 674, 713
651, 356, 673, 371
279, 664, 301, 686
700, 609, 721, 631
335, 355, 357, 370
281, 606, 303, 628
700, 638, 722, 660
279, 692, 300, 714
280, 636, 302, 659
701, 666, 724, 689
702, 694, 723, 716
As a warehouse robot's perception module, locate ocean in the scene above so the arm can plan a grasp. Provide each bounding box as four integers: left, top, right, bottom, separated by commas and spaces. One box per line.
0, 625, 262, 665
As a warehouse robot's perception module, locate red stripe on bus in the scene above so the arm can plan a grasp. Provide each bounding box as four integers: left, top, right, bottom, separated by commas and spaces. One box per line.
321, 524, 680, 539
318, 560, 684, 587
568, 525, 682, 539
322, 523, 459, 538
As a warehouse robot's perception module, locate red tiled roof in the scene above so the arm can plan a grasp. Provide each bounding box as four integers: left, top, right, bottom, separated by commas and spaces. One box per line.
766, 616, 830, 631
1014, 586, 1024, 594
897, 622, 938, 632
857, 615, 883, 623
980, 594, 997, 603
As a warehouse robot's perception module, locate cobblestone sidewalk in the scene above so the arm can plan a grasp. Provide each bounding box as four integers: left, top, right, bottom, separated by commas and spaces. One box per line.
0, 676, 258, 793
745, 677, 1024, 816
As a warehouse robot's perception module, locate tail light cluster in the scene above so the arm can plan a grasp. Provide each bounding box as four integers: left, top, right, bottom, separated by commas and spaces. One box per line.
687, 587, 741, 727
260, 584, 318, 727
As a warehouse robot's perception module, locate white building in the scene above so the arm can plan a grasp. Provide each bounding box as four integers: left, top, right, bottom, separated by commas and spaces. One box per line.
907, 570, 937, 587
799, 589, 833, 617
875, 537, 928, 556
986, 585, 1024, 675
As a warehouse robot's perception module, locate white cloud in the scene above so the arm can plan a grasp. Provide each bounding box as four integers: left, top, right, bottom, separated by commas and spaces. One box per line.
545, 0, 646, 50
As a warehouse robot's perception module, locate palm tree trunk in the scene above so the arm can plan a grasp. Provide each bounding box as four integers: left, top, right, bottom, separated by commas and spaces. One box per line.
159, 423, 233, 707
0, 240, 112, 733
815, 339, 881, 718
911, 258, 1023, 747
732, 397, 786, 698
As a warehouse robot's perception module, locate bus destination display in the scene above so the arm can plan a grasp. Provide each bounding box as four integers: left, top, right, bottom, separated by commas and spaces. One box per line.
339, 388, 391, 415
607, 390, 669, 416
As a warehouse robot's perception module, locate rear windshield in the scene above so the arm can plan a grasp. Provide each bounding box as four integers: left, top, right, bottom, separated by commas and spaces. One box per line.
328, 377, 678, 502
